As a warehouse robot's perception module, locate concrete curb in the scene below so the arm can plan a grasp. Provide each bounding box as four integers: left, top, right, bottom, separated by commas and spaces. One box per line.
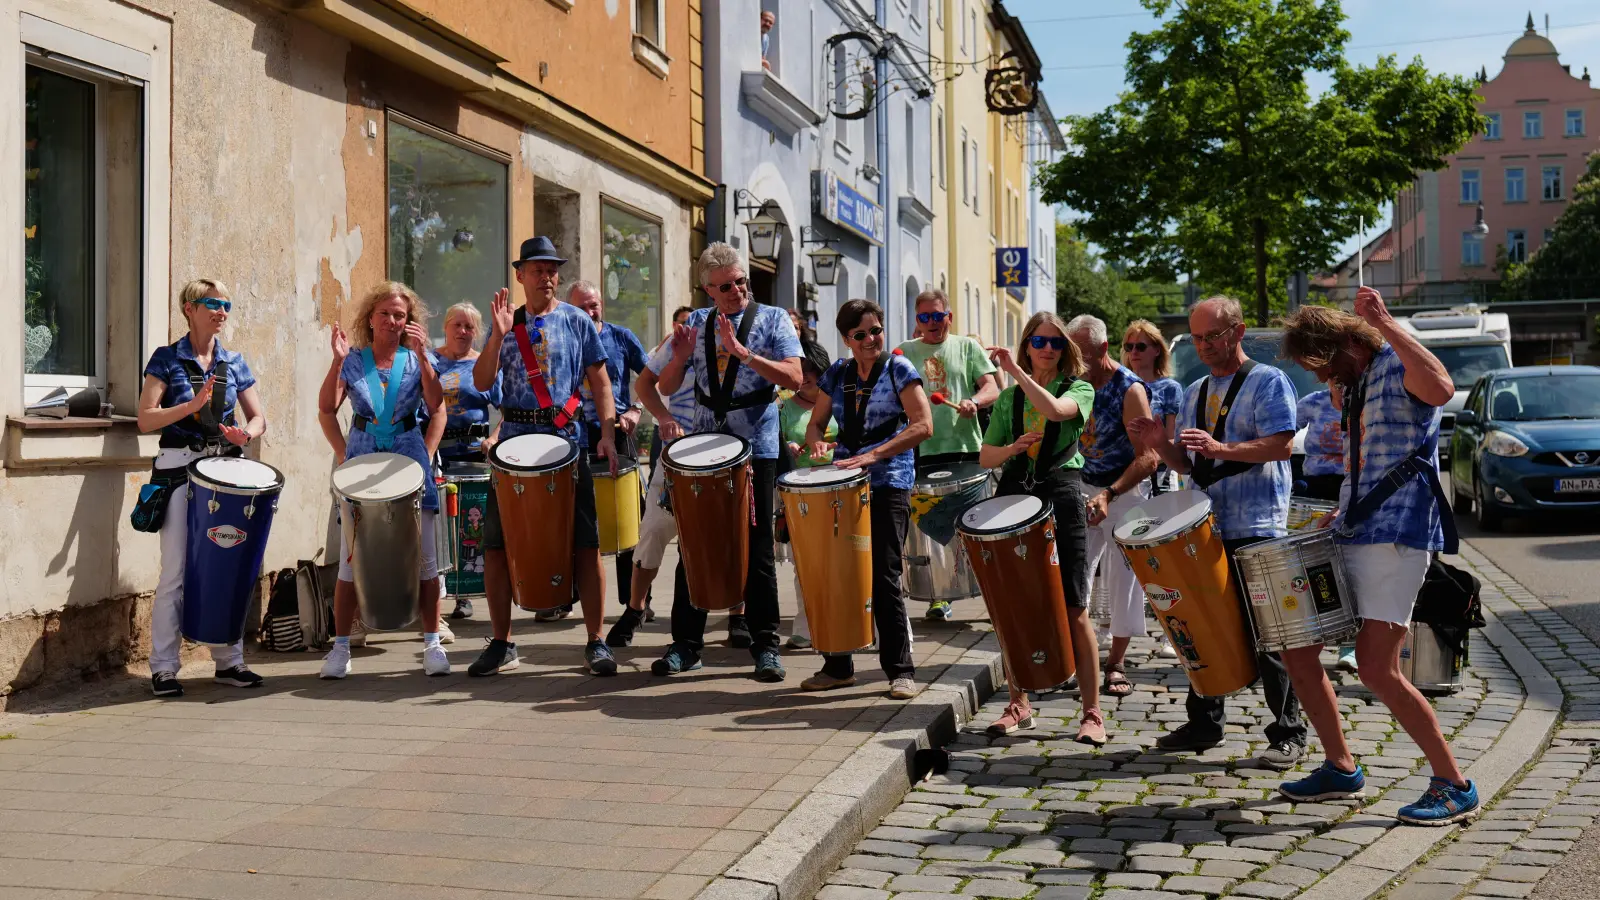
696, 643, 1007, 900
1294, 601, 1565, 900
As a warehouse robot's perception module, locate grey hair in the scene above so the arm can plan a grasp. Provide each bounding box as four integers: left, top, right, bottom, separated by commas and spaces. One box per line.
1196, 295, 1245, 327
696, 242, 744, 286
1066, 314, 1108, 346
566, 280, 601, 302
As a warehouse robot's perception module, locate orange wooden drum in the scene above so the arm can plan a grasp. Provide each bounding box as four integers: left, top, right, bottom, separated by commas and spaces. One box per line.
663, 433, 751, 612
959, 495, 1075, 691
777, 465, 874, 654
1114, 489, 1258, 697
489, 433, 579, 613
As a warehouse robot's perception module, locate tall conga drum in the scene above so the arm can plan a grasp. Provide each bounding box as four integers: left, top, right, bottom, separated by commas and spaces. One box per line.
1114, 490, 1257, 697
592, 457, 643, 555
489, 434, 579, 612
904, 462, 989, 603
182, 456, 284, 644
778, 465, 873, 654
959, 495, 1075, 691
663, 433, 751, 611
333, 452, 425, 631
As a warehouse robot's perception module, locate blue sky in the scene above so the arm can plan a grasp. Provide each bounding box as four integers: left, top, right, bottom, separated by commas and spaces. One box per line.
1009, 0, 1600, 264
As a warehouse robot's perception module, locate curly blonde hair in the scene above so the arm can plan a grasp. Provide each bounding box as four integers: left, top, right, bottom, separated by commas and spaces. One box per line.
1122, 319, 1172, 378
1018, 312, 1085, 379
351, 281, 427, 348
1279, 305, 1383, 370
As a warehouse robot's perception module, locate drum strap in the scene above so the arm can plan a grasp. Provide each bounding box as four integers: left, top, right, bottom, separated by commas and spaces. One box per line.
512, 312, 582, 430
360, 346, 412, 452
838, 355, 905, 453
174, 343, 232, 441
1189, 360, 1259, 489
1339, 365, 1459, 554
1007, 377, 1076, 489
695, 304, 769, 427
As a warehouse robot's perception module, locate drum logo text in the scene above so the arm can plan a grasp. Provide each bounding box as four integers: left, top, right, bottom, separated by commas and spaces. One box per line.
1145, 583, 1183, 611
207, 525, 247, 549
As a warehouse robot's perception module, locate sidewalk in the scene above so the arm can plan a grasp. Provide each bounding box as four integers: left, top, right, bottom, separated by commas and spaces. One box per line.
0, 545, 991, 900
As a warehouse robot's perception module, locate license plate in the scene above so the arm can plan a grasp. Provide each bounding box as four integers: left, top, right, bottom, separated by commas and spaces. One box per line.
1556, 477, 1600, 493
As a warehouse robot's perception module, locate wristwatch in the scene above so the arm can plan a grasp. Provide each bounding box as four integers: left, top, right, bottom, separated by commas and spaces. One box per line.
1103, 485, 1120, 502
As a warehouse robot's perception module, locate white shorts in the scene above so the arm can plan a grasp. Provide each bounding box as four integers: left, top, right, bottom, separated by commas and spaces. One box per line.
633, 463, 679, 570
1341, 542, 1430, 627
339, 509, 439, 583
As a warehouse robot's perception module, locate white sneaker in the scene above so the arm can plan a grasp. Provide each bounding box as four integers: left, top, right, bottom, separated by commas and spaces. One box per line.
888, 677, 919, 700
320, 643, 352, 679
349, 618, 368, 648
423, 644, 451, 676
430, 619, 455, 644
1157, 640, 1178, 659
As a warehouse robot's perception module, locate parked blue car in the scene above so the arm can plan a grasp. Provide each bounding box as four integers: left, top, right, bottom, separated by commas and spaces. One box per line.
1449, 366, 1600, 530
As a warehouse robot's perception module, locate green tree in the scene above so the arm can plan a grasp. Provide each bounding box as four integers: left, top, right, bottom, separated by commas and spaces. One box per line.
1502, 152, 1600, 300
1039, 0, 1483, 324
1055, 222, 1183, 336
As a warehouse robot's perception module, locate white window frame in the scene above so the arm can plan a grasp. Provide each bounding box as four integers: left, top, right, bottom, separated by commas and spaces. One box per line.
959, 127, 969, 205
1485, 112, 1501, 140
1460, 232, 1484, 267
936, 107, 946, 189
1523, 110, 1542, 139
632, 0, 665, 49
1505, 167, 1525, 203
1460, 168, 1480, 204
970, 139, 980, 211
1542, 165, 1562, 201
1565, 108, 1585, 137
18, 12, 164, 407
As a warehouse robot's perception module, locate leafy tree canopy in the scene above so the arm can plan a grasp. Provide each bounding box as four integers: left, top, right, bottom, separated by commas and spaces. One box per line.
1055, 222, 1186, 338
1039, 0, 1483, 323
1502, 152, 1600, 301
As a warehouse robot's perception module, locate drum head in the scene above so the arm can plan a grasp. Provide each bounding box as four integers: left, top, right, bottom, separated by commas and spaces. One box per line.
492, 433, 578, 472
665, 433, 750, 471
333, 452, 425, 502
960, 494, 1048, 537
191, 456, 283, 491
914, 462, 989, 494
778, 464, 866, 491
1114, 489, 1213, 546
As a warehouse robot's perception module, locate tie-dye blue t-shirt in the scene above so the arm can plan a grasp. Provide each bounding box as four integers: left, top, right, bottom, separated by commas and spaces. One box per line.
819, 354, 923, 488
1079, 365, 1145, 487
646, 303, 801, 460
1179, 364, 1296, 539
1338, 345, 1445, 552
340, 348, 439, 511
496, 302, 608, 447
579, 321, 648, 431
1296, 390, 1345, 477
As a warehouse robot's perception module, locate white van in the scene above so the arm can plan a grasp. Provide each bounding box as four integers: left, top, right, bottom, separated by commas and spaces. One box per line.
1395, 305, 1513, 460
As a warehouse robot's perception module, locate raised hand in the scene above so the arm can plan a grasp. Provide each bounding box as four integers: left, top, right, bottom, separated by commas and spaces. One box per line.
1127, 416, 1164, 448
490, 288, 514, 338
403, 321, 431, 355
716, 313, 747, 362
330, 324, 351, 361
1354, 285, 1393, 329
188, 374, 217, 415
1178, 428, 1225, 458
671, 321, 696, 360
988, 346, 1020, 376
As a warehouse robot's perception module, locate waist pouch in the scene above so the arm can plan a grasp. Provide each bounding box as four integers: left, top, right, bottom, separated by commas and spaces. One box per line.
130, 465, 190, 533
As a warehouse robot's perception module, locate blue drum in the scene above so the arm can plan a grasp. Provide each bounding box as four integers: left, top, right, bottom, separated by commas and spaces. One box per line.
182, 456, 284, 644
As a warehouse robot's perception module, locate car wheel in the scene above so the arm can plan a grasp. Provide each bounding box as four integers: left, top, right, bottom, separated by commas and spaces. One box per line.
1474, 473, 1503, 531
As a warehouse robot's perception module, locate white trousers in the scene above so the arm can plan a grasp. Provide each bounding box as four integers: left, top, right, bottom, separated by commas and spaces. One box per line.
633, 463, 680, 570
151, 448, 244, 676
1081, 479, 1153, 640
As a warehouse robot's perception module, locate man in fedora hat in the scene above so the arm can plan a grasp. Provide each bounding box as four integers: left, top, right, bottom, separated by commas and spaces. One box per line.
470, 236, 621, 678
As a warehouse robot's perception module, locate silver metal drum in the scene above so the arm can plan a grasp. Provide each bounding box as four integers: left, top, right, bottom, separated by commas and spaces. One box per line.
904, 462, 991, 603
334, 453, 424, 631
1235, 530, 1359, 653
1399, 622, 1465, 695
1089, 561, 1111, 622
1287, 497, 1339, 531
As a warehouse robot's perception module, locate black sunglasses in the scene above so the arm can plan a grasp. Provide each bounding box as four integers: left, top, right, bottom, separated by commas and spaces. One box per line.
916, 311, 950, 324
1123, 341, 1152, 353
708, 276, 748, 294
1028, 335, 1068, 350
850, 326, 885, 342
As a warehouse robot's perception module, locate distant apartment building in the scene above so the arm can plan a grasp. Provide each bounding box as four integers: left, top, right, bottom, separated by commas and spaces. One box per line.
1392, 15, 1600, 304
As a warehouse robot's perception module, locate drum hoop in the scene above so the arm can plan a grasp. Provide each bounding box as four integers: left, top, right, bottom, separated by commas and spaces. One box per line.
776, 471, 869, 494
1116, 511, 1216, 551
959, 502, 1054, 542
662, 434, 752, 473
1234, 529, 1334, 560
337, 484, 423, 506
186, 460, 285, 497
443, 472, 492, 484
912, 472, 992, 498
591, 461, 641, 479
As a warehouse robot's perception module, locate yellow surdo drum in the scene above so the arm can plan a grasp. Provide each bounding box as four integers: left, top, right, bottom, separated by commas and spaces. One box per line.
777, 464, 874, 654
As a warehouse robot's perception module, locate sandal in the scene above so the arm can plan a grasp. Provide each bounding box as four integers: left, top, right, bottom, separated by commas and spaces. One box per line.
1103, 663, 1133, 697
1076, 709, 1108, 747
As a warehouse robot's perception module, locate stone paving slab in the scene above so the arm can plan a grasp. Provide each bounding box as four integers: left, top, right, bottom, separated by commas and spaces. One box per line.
0, 545, 995, 900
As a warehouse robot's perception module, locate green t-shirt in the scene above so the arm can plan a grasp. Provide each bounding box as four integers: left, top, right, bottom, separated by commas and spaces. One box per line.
896, 335, 998, 457
779, 395, 836, 468
982, 375, 1096, 471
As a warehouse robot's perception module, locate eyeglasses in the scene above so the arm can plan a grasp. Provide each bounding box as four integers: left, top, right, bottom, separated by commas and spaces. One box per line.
1190, 326, 1236, 345
1028, 335, 1068, 350
196, 297, 232, 313
850, 326, 885, 342
708, 276, 748, 294
1123, 341, 1152, 353
916, 311, 950, 324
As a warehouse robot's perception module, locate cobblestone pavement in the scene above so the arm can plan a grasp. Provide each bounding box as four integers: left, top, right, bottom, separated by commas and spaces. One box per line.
0, 545, 988, 900
814, 546, 1600, 900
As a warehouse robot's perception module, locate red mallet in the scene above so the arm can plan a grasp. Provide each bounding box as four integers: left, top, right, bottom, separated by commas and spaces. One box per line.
892, 347, 905, 356
930, 392, 948, 406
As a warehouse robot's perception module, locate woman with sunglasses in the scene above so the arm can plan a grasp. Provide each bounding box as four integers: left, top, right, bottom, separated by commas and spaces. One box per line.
1120, 320, 1184, 492
137, 279, 268, 698
977, 312, 1104, 744
803, 300, 933, 699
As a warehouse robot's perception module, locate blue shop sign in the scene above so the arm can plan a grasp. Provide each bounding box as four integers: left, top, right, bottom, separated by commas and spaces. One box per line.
814, 171, 885, 246
996, 247, 1029, 288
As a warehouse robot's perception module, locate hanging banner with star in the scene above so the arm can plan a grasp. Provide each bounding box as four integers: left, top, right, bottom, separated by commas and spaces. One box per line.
995, 247, 1029, 289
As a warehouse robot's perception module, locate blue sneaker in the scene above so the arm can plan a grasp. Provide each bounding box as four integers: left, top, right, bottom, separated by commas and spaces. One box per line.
753, 648, 787, 683
1279, 762, 1367, 802
925, 601, 953, 622
651, 644, 702, 676
1397, 777, 1480, 826
585, 640, 618, 677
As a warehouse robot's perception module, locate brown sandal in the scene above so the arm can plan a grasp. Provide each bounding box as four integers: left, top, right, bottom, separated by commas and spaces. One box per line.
1103, 663, 1133, 697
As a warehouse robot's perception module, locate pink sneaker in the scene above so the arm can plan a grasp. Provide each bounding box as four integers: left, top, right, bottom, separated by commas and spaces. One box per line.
986, 699, 1035, 736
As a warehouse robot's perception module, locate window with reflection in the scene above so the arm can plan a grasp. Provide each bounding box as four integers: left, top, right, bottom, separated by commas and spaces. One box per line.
601, 200, 664, 347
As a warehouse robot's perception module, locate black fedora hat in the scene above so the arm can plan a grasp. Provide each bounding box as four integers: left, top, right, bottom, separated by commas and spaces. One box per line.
513, 236, 567, 267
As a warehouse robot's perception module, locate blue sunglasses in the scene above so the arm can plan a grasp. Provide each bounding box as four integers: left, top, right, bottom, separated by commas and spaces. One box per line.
1028, 335, 1068, 350
916, 311, 950, 324
196, 297, 232, 313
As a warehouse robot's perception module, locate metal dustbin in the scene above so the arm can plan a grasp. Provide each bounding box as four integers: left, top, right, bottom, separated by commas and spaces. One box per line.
1399, 621, 1466, 695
